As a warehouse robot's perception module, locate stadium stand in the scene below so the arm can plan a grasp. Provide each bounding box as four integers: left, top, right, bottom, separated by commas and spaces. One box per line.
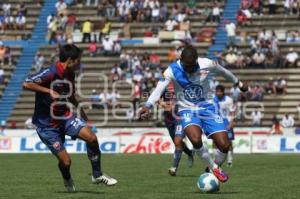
1, 0, 300, 129
0, 0, 43, 40
4, 0, 226, 128
219, 0, 300, 127
0, 0, 56, 122
0, 45, 22, 98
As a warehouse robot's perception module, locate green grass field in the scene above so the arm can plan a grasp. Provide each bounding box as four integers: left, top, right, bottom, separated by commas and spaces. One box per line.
0, 154, 299, 199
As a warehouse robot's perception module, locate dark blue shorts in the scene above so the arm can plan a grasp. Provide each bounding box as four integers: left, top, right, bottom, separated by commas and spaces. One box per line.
36, 116, 86, 155
165, 121, 185, 141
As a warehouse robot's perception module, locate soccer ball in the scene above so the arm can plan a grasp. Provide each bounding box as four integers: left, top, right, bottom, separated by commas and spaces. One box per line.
196, 173, 220, 193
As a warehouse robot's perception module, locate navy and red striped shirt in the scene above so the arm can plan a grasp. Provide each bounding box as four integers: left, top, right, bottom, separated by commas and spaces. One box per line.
25, 62, 75, 128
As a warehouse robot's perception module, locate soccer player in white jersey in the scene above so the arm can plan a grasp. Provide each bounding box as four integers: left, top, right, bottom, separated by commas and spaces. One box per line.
139, 46, 247, 182
214, 85, 236, 167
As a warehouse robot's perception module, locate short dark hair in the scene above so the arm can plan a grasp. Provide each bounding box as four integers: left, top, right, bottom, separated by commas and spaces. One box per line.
59, 44, 82, 62
181, 45, 198, 59
216, 84, 225, 92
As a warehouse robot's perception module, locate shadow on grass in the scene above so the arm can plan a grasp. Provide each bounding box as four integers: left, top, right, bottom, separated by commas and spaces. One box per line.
194, 191, 239, 195
55, 190, 105, 194
176, 175, 197, 178
160, 191, 239, 195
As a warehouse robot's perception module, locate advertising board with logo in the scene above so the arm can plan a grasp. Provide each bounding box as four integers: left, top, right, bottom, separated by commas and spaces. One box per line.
0, 128, 299, 154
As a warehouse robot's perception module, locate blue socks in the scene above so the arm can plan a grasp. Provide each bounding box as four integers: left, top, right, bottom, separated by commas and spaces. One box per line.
87, 144, 102, 178
58, 162, 71, 180
173, 149, 183, 168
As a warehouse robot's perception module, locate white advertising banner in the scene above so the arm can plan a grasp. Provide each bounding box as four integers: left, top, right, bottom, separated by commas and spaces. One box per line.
120, 135, 174, 154
0, 129, 299, 154
0, 136, 120, 154
252, 136, 300, 153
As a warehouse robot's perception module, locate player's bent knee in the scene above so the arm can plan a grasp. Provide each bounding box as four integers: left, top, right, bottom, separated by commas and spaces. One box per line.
174, 137, 184, 149
89, 133, 98, 143
189, 138, 202, 149
218, 142, 230, 153
190, 136, 202, 148
193, 142, 203, 149
60, 158, 71, 167
85, 132, 98, 144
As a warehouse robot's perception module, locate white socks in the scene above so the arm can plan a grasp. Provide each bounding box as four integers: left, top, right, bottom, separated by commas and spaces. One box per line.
227, 150, 233, 164
194, 146, 218, 170
213, 148, 227, 166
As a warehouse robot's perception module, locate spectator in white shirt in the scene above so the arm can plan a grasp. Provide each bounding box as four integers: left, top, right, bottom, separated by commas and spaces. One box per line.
55, 0, 67, 15
225, 50, 237, 67
258, 29, 271, 42
283, 0, 291, 15
47, 13, 55, 25
281, 114, 295, 127
177, 9, 187, 23
99, 91, 111, 108
151, 5, 160, 22
110, 64, 123, 82
24, 118, 35, 129
273, 77, 287, 95
251, 109, 263, 127
285, 48, 299, 67
225, 20, 236, 45
4, 14, 14, 30
102, 36, 114, 56
212, 3, 221, 23
165, 18, 178, 31
110, 90, 121, 107
252, 51, 266, 68
268, 0, 277, 14
33, 52, 44, 72
145, 0, 159, 9
241, 7, 252, 20
0, 68, 4, 84
230, 85, 241, 102
126, 108, 134, 123
15, 13, 26, 30
2, 3, 11, 15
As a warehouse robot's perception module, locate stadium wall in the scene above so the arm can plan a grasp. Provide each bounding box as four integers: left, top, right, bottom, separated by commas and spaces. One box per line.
0, 128, 299, 154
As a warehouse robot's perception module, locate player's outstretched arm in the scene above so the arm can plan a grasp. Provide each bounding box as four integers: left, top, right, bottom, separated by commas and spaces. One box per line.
139, 77, 170, 120
23, 69, 60, 99
210, 61, 248, 92
23, 82, 60, 99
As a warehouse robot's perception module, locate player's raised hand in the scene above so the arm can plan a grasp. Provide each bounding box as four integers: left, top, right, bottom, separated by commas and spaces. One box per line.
50, 90, 60, 100
139, 106, 152, 120
236, 80, 249, 92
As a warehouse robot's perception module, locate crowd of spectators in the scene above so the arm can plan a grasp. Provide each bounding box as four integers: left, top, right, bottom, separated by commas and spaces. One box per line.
224, 75, 289, 128
0, 2, 28, 33
46, 0, 226, 48
221, 28, 300, 69
47, 1, 123, 56
90, 89, 121, 109
224, 0, 300, 69
2, 0, 299, 128
0, 41, 13, 85
237, 0, 300, 26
